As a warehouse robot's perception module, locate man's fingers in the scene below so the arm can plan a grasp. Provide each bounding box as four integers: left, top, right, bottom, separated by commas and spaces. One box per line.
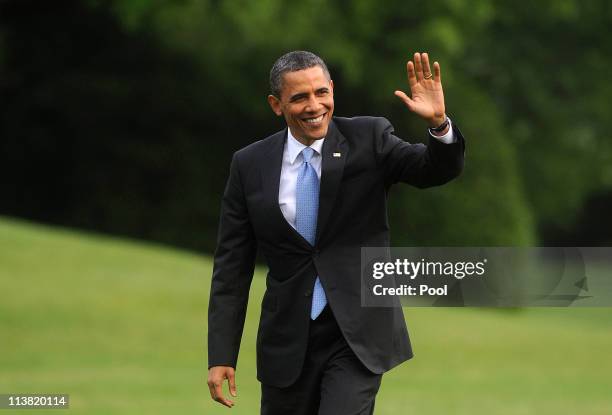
394, 90, 416, 112
207, 374, 235, 408
406, 60, 417, 87
421, 53, 432, 79
433, 61, 442, 83
414, 52, 423, 81
213, 382, 234, 408
228, 369, 237, 397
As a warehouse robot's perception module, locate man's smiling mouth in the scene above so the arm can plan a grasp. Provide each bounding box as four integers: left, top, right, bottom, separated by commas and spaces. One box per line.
302, 113, 326, 124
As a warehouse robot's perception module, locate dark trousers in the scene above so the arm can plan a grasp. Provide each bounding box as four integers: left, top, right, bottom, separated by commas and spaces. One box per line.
261, 305, 383, 415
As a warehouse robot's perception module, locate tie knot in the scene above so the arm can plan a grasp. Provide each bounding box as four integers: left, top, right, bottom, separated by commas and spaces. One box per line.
302, 147, 315, 163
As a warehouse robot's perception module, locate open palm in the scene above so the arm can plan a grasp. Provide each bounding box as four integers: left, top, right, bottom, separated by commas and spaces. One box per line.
394, 52, 446, 127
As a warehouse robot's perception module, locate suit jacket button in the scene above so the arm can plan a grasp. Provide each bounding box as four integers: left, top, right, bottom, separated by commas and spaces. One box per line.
304, 289, 313, 297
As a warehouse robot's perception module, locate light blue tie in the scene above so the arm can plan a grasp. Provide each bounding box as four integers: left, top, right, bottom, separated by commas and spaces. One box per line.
296, 147, 327, 320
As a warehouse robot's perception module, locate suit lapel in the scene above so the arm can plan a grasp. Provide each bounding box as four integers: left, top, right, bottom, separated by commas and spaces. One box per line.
316, 120, 348, 244
261, 128, 312, 250
261, 121, 348, 248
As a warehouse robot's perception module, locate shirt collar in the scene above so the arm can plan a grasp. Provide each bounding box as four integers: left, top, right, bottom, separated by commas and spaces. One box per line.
286, 128, 325, 165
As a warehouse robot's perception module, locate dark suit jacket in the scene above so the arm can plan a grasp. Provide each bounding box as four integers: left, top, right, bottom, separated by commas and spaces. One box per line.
208, 116, 465, 388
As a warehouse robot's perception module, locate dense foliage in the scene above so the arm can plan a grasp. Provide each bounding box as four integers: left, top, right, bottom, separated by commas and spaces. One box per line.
1, 0, 610, 251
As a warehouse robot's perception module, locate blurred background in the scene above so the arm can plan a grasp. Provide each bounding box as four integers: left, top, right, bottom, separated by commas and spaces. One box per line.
1, 0, 611, 414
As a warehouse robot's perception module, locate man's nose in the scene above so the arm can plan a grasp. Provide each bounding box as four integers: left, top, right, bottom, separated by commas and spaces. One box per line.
304, 95, 322, 112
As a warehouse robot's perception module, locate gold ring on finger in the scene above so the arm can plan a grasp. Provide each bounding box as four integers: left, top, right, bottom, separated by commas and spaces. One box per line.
424, 73, 433, 79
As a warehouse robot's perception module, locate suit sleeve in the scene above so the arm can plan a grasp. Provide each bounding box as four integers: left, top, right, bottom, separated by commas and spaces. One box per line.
207, 152, 257, 369
374, 117, 465, 188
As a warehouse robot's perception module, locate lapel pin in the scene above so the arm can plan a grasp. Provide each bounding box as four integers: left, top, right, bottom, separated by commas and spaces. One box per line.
333, 152, 341, 158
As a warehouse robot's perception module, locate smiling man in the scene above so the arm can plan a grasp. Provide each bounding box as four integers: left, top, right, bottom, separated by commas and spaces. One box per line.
207, 50, 465, 414
267, 63, 335, 145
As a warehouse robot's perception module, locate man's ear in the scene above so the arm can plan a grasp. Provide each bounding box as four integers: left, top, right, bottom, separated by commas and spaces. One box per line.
267, 95, 283, 116
330, 79, 334, 94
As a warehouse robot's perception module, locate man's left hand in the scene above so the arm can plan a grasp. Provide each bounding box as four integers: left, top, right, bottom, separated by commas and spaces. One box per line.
394, 52, 446, 128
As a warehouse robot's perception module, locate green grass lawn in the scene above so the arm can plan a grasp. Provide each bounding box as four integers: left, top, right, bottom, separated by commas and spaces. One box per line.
1, 216, 611, 414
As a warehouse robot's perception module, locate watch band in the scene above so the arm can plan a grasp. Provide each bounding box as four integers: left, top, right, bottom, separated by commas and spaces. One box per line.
429, 115, 449, 134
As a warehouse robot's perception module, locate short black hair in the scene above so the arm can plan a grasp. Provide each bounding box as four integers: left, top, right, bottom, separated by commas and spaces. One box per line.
269, 51, 331, 97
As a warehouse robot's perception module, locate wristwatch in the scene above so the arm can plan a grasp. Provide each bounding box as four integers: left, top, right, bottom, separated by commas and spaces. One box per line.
428, 115, 450, 134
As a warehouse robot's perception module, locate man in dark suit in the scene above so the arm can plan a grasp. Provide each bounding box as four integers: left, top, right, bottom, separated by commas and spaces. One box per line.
207, 50, 465, 414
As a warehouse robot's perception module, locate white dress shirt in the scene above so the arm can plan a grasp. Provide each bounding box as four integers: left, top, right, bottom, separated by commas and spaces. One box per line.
278, 121, 455, 228
279, 129, 324, 229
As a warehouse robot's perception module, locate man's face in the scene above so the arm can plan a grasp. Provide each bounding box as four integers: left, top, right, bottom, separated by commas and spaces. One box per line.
268, 66, 334, 144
